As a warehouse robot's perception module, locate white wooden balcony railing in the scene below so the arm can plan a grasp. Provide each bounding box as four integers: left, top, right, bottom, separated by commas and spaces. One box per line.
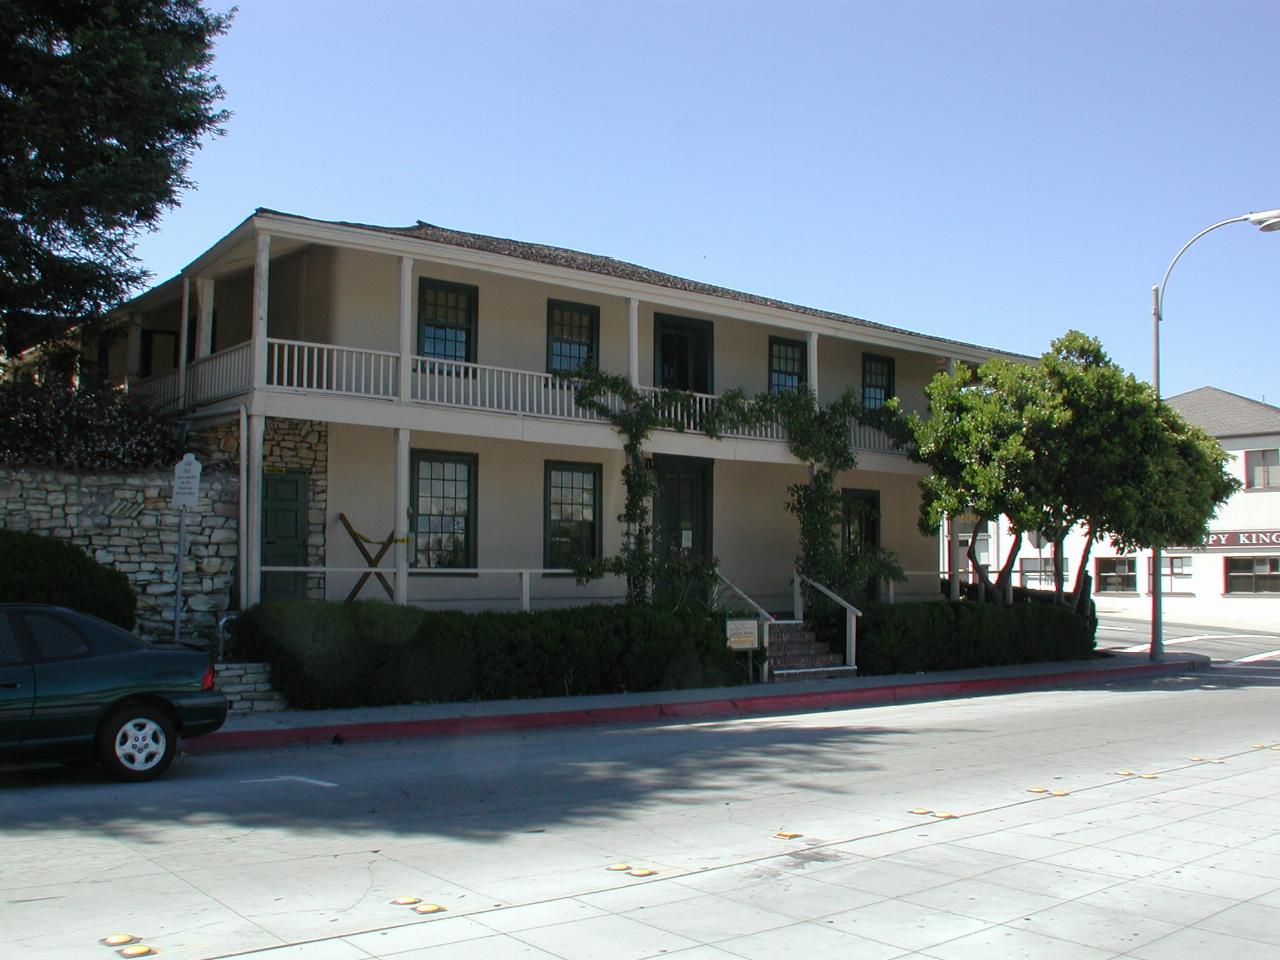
410, 357, 623, 421
129, 367, 180, 411
188, 341, 251, 405
267, 338, 398, 398
132, 337, 903, 454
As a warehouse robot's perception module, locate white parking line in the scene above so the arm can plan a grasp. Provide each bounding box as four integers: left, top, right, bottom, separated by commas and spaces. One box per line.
1118, 634, 1279, 653
1231, 649, 1280, 664
241, 775, 338, 788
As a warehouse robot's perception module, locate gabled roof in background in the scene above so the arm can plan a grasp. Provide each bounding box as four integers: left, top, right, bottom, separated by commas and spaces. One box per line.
254, 208, 1025, 360
1166, 386, 1280, 439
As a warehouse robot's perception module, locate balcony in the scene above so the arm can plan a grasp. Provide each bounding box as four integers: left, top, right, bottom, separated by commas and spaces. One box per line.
130, 338, 903, 455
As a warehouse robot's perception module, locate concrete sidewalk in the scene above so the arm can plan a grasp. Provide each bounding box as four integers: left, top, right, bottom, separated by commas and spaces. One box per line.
193, 651, 1209, 754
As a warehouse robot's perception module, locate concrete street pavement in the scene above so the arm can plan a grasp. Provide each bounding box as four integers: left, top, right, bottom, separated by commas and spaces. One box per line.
5, 653, 1280, 960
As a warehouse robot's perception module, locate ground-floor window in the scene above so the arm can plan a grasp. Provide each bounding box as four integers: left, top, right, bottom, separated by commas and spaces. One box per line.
1095, 556, 1137, 593
1019, 556, 1069, 588
1225, 556, 1280, 594
544, 461, 602, 567
411, 451, 476, 569
1149, 555, 1193, 595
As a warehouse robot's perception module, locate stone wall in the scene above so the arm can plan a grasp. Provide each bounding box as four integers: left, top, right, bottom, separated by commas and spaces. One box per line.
192, 417, 327, 599
0, 464, 239, 643
214, 662, 287, 712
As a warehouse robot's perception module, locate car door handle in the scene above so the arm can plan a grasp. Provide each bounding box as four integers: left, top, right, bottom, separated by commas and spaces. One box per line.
0, 681, 21, 689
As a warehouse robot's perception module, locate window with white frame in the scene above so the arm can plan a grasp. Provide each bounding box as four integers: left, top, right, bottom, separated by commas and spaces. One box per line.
1245, 449, 1280, 489
1148, 555, 1193, 594
1019, 556, 1069, 588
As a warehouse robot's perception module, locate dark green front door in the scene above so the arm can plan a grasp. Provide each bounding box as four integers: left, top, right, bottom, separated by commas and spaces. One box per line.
262, 471, 308, 601
842, 488, 881, 602
653, 455, 713, 561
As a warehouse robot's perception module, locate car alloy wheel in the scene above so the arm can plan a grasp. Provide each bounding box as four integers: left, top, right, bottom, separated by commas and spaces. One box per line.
98, 706, 177, 782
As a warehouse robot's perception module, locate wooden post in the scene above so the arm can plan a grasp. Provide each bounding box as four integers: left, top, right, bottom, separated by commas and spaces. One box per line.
251, 233, 271, 389
398, 257, 413, 402
807, 330, 819, 398
196, 277, 214, 357
626, 297, 640, 386
176, 277, 190, 407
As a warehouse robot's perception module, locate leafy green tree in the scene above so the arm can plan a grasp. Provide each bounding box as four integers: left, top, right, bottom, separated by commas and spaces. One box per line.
890, 331, 1238, 607
0, 0, 232, 363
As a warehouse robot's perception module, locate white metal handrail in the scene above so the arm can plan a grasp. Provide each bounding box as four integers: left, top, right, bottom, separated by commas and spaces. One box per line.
267, 338, 399, 398
793, 573, 862, 672
188, 341, 252, 405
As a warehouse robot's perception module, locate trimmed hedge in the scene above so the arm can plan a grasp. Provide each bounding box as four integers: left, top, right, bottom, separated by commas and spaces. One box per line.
0, 529, 137, 628
231, 600, 743, 709
850, 600, 1095, 676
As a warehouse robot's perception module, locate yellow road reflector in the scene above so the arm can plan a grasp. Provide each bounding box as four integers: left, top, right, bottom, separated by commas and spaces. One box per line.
909, 808, 932, 815
1253, 743, 1266, 749
1050, 790, 1069, 797
413, 903, 445, 915
1139, 774, 1158, 779
1208, 759, 1225, 764
628, 868, 657, 877
1189, 756, 1204, 762
1026, 787, 1048, 794
1115, 770, 1133, 776
774, 832, 802, 840
606, 863, 632, 871
390, 896, 421, 906
102, 935, 138, 947
118, 947, 154, 959
1271, 746, 1280, 752
931, 811, 958, 819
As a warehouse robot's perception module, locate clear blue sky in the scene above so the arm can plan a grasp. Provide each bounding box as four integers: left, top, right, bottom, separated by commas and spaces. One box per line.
135, 0, 1278, 403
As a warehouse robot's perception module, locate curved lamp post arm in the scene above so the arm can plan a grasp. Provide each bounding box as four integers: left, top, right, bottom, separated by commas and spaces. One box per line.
1156, 215, 1250, 319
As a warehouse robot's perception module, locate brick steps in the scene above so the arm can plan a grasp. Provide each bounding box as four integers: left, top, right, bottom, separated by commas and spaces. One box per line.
766, 620, 854, 680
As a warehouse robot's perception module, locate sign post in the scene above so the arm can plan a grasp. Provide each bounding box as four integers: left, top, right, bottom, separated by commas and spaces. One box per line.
725, 618, 761, 683
171, 454, 202, 643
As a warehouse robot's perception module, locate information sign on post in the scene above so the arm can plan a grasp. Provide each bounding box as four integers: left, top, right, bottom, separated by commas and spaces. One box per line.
170, 454, 202, 643
725, 619, 760, 651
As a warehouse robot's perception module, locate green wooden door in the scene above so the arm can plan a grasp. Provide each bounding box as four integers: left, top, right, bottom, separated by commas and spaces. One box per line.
653, 456, 713, 560
262, 471, 308, 601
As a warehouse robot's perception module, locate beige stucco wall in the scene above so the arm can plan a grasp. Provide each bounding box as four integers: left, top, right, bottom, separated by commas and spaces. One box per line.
326, 423, 629, 609
327, 423, 937, 612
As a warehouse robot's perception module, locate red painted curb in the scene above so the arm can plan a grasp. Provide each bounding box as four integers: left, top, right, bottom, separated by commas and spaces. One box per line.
189, 658, 1198, 754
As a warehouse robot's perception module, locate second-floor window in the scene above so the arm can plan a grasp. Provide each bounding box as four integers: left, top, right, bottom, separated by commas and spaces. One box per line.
418, 278, 477, 364
547, 300, 598, 373
862, 353, 895, 410
1245, 449, 1280, 489
769, 337, 806, 394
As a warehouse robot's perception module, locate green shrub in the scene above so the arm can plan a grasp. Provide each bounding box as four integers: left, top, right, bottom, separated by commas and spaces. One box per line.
852, 600, 1095, 676
0, 379, 180, 470
231, 600, 741, 709
0, 529, 136, 628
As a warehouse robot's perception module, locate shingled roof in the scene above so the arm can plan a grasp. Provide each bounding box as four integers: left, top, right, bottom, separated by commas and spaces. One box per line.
256, 208, 1022, 360
1166, 386, 1280, 439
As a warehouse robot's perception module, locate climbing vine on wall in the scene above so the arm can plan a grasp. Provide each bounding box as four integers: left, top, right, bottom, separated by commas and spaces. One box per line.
560, 368, 903, 611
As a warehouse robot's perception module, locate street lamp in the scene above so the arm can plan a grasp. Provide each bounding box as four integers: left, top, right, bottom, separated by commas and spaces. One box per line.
1149, 208, 1280, 660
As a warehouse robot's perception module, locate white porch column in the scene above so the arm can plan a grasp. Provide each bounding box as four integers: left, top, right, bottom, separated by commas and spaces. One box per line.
398, 256, 414, 402
176, 277, 190, 407
245, 413, 266, 606
807, 330, 819, 398
626, 297, 640, 386
126, 315, 142, 380
196, 277, 214, 358
394, 427, 410, 603
250, 233, 271, 389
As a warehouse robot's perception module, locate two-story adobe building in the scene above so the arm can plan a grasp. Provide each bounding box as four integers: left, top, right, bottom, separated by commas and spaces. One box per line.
114, 209, 1014, 615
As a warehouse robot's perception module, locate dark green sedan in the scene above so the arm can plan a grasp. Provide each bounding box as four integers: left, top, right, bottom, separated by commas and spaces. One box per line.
0, 605, 227, 781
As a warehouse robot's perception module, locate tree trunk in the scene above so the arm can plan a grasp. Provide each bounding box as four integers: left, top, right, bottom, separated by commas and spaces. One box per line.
965, 519, 996, 601
1071, 525, 1096, 610
994, 534, 1022, 605
1053, 536, 1066, 605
